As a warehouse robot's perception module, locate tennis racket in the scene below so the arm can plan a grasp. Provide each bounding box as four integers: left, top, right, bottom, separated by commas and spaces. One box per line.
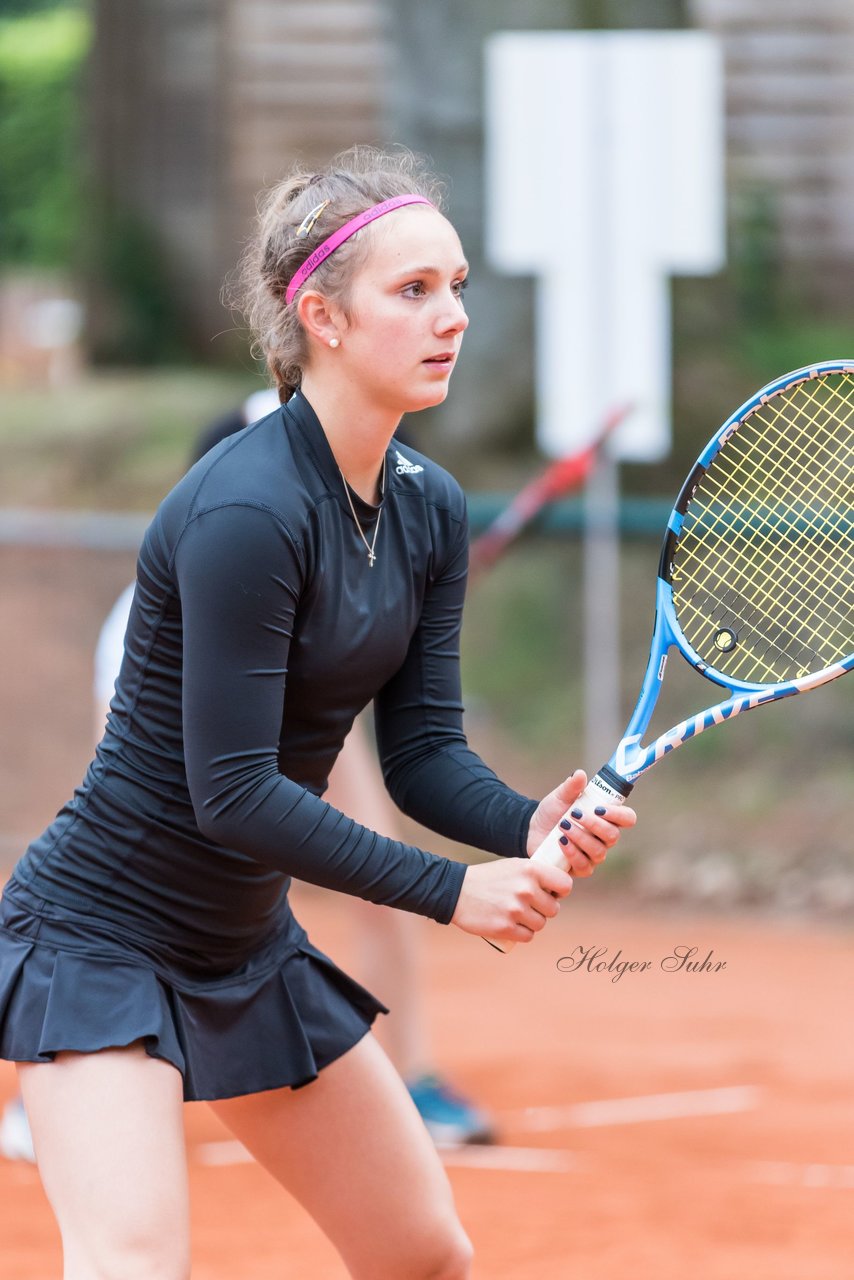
469, 402, 633, 573
491, 361, 854, 952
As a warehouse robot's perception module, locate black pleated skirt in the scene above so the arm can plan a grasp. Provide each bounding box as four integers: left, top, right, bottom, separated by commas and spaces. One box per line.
0, 884, 386, 1101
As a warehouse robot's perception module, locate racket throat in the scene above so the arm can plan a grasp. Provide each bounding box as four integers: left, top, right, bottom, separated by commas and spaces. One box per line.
590, 763, 634, 803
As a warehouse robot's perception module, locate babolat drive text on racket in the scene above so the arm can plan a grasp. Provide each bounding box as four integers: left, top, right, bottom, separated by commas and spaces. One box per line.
494, 361, 854, 951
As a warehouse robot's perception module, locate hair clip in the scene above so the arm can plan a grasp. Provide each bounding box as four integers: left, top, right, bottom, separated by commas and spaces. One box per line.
295, 199, 331, 239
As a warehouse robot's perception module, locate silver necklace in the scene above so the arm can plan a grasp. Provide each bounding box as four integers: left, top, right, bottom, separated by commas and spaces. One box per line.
339, 455, 386, 567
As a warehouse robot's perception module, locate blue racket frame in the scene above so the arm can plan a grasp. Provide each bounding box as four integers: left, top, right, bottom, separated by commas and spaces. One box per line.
609, 360, 854, 787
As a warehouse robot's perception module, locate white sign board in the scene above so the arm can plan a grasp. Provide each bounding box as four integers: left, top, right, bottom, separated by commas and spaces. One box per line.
485, 31, 725, 461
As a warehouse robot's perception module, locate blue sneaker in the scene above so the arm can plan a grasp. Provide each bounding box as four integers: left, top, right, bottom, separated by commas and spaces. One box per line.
407, 1074, 496, 1145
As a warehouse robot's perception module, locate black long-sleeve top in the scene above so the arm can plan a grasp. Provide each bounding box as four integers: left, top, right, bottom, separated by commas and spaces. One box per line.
11, 393, 537, 966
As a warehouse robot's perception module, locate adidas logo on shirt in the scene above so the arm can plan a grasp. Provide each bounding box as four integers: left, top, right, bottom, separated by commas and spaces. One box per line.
394, 449, 424, 476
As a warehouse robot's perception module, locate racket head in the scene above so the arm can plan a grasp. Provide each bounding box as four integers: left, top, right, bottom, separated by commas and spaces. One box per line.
658, 361, 854, 694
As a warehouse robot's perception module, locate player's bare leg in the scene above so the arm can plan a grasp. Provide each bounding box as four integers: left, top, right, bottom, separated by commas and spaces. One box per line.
211, 1032, 473, 1280
18, 1044, 189, 1280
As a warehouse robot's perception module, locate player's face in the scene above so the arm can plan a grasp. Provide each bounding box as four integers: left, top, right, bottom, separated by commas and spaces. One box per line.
338, 207, 470, 415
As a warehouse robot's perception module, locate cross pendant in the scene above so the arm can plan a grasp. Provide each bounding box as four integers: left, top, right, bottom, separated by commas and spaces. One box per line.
368, 550, 376, 567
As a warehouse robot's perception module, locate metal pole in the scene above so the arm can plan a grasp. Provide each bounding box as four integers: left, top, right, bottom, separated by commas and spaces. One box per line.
582, 452, 622, 771
581, 43, 621, 775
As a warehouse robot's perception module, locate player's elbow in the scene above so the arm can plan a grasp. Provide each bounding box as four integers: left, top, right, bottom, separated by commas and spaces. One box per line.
192, 803, 225, 845
190, 793, 242, 848
186, 773, 258, 849
381, 769, 425, 827
186, 756, 290, 849
381, 735, 464, 813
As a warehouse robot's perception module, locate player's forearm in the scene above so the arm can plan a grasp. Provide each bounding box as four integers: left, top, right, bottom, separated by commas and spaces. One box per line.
382, 739, 538, 859
188, 760, 465, 923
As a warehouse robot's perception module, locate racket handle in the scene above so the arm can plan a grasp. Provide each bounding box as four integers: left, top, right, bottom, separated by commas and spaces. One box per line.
484, 771, 628, 954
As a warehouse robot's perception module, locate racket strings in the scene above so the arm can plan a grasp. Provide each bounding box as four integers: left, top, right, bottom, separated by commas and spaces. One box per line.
686, 444, 849, 647
683, 582, 828, 679
678, 392, 852, 678
706, 424, 852, 657
720, 384, 852, 647
679, 436, 851, 679
672, 372, 854, 684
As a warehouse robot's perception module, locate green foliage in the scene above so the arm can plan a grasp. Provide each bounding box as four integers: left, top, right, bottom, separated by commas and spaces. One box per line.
576, 0, 688, 28
730, 317, 854, 385
0, 1, 77, 14
462, 543, 585, 783
0, 5, 90, 266
85, 198, 193, 365
730, 184, 782, 326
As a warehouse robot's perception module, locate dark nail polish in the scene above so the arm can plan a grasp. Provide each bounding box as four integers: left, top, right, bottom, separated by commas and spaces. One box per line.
559, 835, 569, 846
571, 808, 583, 819
594, 806, 607, 816
560, 819, 572, 830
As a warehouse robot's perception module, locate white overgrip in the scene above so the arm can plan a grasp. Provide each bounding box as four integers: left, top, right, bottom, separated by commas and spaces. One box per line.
484, 772, 627, 954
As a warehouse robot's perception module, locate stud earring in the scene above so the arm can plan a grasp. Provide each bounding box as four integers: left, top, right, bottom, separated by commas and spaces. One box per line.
329, 337, 340, 349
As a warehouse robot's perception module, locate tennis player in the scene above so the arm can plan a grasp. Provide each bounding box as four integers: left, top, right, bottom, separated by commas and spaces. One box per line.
0, 146, 635, 1279
93, 390, 499, 1145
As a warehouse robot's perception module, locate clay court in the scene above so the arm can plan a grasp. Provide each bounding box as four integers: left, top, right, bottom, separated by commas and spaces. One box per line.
1, 545, 853, 1279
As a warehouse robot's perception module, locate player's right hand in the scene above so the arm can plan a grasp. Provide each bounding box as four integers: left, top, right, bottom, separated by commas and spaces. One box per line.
450, 858, 572, 943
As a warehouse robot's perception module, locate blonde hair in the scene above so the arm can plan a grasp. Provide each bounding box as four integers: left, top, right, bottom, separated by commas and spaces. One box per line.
230, 145, 447, 401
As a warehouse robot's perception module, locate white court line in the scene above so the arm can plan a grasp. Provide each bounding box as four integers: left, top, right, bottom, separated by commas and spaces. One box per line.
507, 1085, 762, 1131
195, 1140, 577, 1175
748, 1161, 854, 1191
196, 1140, 253, 1166
195, 1084, 761, 1172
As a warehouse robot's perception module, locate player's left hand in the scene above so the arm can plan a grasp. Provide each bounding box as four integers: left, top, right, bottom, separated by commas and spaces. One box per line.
527, 769, 637, 877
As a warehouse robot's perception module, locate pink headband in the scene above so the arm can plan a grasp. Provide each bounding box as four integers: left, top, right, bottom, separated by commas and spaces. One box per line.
285, 194, 433, 305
